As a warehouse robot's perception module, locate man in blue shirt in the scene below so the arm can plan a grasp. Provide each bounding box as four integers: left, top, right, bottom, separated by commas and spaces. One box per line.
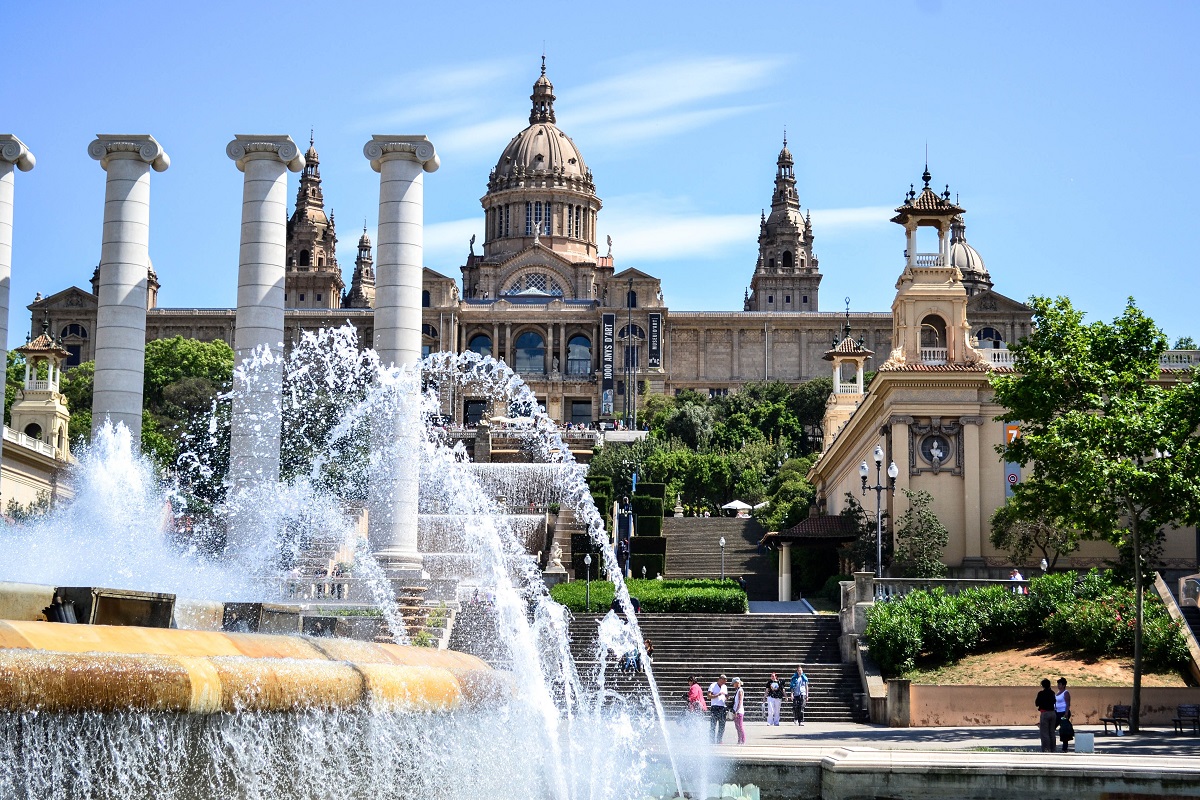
789, 665, 809, 725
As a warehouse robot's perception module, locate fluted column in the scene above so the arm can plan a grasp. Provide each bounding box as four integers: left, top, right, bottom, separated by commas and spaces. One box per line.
364, 135, 439, 572
225, 136, 304, 492
0, 136, 35, 496
88, 135, 169, 441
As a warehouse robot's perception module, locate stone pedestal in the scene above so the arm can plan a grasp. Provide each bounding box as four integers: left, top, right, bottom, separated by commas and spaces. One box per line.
88, 135, 169, 441
778, 541, 792, 601
0, 135, 35, 496
364, 135, 439, 573
225, 136, 304, 494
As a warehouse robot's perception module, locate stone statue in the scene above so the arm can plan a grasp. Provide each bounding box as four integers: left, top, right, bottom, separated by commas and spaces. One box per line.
468, 233, 475, 256
929, 440, 944, 464
552, 355, 560, 372
606, 234, 613, 258
549, 541, 564, 571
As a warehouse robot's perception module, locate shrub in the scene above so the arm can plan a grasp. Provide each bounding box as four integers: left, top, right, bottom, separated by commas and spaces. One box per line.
636, 515, 663, 537
635, 482, 667, 502
630, 553, 665, 580
550, 578, 747, 613
631, 496, 664, 519
630, 536, 666, 555
820, 574, 850, 604
863, 600, 921, 674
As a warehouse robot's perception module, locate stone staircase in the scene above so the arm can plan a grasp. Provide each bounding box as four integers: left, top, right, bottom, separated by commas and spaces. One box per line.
567, 612, 863, 723
662, 517, 775, 601
1182, 605, 1200, 646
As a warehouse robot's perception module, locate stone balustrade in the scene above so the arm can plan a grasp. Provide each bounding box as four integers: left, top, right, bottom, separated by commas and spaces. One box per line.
919, 346, 947, 365
3, 425, 57, 459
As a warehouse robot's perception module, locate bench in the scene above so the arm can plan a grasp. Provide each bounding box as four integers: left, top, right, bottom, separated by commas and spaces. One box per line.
1173, 704, 1200, 734
1100, 704, 1131, 734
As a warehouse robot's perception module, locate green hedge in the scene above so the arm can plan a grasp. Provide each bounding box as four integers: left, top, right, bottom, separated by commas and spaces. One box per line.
631, 536, 666, 555
630, 554, 665, 580
550, 578, 748, 613
587, 476, 614, 496
631, 496, 664, 519
635, 482, 667, 502
863, 570, 1190, 676
591, 492, 612, 527
570, 533, 604, 578
636, 515, 663, 537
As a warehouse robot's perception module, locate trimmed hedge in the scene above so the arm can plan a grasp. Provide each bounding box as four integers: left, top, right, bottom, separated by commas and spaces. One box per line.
863, 570, 1189, 676
570, 533, 604, 578
631, 496, 664, 519
631, 536, 666, 555
635, 515, 663, 537
635, 482, 667, 502
550, 578, 748, 613
587, 476, 614, 496
630, 554, 665, 580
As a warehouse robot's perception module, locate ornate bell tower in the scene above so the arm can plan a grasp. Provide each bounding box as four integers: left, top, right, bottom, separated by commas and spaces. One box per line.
746, 136, 821, 311
11, 318, 72, 461
285, 135, 344, 309
344, 225, 376, 308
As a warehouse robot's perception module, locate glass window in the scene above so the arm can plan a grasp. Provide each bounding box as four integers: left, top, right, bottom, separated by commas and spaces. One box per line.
525, 202, 533, 236
514, 331, 546, 373
422, 323, 438, 338
61, 323, 88, 339
567, 335, 591, 375
467, 334, 492, 358
299, 250, 310, 267
976, 327, 1005, 349
570, 400, 592, 425
782, 251, 793, 270
422, 290, 431, 308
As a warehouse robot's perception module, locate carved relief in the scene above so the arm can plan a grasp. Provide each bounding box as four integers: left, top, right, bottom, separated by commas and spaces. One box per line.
908, 417, 966, 476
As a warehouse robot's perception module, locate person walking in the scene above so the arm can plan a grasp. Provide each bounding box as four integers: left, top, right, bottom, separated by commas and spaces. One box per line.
789, 665, 809, 725
686, 675, 707, 715
731, 677, 746, 744
1036, 678, 1057, 752
764, 672, 784, 726
708, 674, 728, 743
1055, 678, 1073, 753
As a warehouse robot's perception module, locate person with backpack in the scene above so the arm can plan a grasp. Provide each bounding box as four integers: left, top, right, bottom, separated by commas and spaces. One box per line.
789, 665, 809, 725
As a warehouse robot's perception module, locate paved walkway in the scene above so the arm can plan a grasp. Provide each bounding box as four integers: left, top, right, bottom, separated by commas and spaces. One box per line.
712, 720, 1200, 758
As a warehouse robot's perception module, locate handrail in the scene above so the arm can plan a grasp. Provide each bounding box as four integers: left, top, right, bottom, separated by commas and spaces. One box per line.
1154, 572, 1200, 685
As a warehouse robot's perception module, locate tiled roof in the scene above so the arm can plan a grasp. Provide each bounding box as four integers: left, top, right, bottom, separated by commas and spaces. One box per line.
823, 337, 874, 360
17, 333, 69, 356
772, 515, 857, 541
878, 363, 1011, 373
906, 186, 964, 213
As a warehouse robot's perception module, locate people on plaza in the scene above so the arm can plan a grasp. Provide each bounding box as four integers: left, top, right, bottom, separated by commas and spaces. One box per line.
764, 672, 784, 725
789, 665, 809, 725
1035, 678, 1057, 752
686, 675, 707, 716
1055, 678, 1073, 752
731, 677, 746, 745
1010, 568, 1027, 594
643, 638, 654, 664
708, 674, 729, 743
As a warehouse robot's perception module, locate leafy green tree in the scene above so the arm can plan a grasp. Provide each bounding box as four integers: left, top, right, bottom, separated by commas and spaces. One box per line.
5, 350, 23, 426
660, 402, 715, 449
893, 489, 949, 578
839, 492, 891, 574
989, 497, 1079, 569
59, 360, 94, 447
1174, 336, 1197, 350
991, 296, 1200, 732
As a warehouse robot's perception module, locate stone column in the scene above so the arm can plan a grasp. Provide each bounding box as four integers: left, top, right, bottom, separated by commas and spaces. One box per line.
0, 136, 35, 495
88, 135, 169, 440
962, 417, 983, 564
778, 541, 792, 602
545, 323, 553, 373
226, 136, 304, 489
364, 135, 439, 573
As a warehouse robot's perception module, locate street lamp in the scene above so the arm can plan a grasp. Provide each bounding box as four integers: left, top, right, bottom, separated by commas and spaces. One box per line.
860, 444, 899, 578
583, 553, 592, 612
719, 536, 727, 581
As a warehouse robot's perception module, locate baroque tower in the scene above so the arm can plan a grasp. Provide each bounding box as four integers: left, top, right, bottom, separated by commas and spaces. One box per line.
285, 135, 344, 309
746, 136, 821, 311
344, 225, 376, 308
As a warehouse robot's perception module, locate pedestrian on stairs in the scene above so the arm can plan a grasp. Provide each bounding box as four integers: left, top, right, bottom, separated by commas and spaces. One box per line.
708, 674, 728, 743
789, 665, 809, 726
764, 672, 784, 725
731, 677, 746, 744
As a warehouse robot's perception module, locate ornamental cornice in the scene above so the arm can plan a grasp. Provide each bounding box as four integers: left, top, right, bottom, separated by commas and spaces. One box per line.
226, 135, 305, 172
364, 135, 439, 173
0, 135, 35, 171
87, 134, 169, 172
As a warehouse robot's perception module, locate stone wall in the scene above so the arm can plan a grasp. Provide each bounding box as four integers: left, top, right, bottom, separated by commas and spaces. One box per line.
901, 683, 1200, 727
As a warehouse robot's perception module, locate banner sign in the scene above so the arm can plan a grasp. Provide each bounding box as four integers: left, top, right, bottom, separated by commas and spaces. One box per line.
647, 313, 662, 369
1004, 422, 1021, 498
601, 313, 615, 416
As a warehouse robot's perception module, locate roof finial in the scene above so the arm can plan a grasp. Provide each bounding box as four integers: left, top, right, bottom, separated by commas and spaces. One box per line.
41, 310, 50, 335
310, 128, 314, 148
541, 50, 546, 76
363, 219, 368, 234
843, 297, 852, 340
783, 126, 787, 148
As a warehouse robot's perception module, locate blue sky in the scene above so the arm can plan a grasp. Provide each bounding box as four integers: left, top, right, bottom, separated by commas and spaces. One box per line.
4, 0, 1198, 347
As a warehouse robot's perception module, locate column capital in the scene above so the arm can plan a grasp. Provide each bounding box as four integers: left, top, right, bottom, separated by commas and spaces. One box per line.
88, 134, 170, 172
226, 135, 305, 172
0, 135, 35, 171
363, 135, 439, 173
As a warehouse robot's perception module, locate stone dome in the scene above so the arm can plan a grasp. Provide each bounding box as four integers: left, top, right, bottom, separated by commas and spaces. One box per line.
948, 217, 988, 278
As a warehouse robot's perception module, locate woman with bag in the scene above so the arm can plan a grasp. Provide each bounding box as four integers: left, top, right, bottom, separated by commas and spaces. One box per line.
1055, 678, 1073, 752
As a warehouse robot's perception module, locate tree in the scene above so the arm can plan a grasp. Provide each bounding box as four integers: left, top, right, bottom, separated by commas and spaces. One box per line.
1174, 336, 1197, 350
660, 403, 715, 450
5, 350, 24, 426
893, 489, 949, 578
839, 492, 891, 574
989, 498, 1080, 569
991, 296, 1200, 732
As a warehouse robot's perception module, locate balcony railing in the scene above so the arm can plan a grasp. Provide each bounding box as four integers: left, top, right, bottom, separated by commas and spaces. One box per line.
919, 347, 947, 365
913, 253, 944, 267
2, 426, 57, 459
24, 380, 57, 392
985, 348, 1016, 367
1161, 350, 1200, 368
835, 384, 860, 394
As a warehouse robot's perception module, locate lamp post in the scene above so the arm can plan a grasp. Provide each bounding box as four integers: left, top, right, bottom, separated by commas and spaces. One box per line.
859, 444, 899, 578
720, 536, 726, 581
583, 553, 592, 612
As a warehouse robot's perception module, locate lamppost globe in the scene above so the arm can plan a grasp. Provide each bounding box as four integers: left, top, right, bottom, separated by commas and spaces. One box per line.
873, 445, 884, 465
859, 461, 869, 479
583, 553, 592, 612
861, 445, 899, 579
719, 536, 727, 580
887, 462, 899, 480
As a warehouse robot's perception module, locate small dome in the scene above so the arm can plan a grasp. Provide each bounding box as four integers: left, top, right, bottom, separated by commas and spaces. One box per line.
359, 228, 371, 246
948, 217, 988, 277
495, 124, 589, 181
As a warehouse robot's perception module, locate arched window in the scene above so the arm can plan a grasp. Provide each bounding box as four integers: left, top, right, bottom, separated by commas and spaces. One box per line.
567, 334, 592, 376
422, 290, 431, 308
317, 256, 324, 267
298, 249, 310, 267
768, 257, 775, 270
61, 324, 88, 339
56, 428, 64, 451
976, 327, 1005, 349
627, 290, 637, 309
514, 331, 546, 374
920, 314, 947, 347
421, 324, 438, 339
782, 251, 793, 270
619, 325, 645, 371
467, 334, 492, 358
23, 423, 42, 441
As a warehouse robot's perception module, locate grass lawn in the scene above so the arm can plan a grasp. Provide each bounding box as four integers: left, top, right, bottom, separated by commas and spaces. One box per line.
901, 644, 1190, 687
802, 596, 839, 615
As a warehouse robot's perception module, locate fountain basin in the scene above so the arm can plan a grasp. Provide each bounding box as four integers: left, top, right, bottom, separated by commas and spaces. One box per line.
0, 619, 499, 714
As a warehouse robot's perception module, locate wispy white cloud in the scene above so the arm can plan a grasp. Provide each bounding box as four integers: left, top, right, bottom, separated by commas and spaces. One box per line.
809, 206, 894, 233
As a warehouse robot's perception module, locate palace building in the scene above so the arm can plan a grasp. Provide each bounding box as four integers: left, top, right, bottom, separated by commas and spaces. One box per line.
30, 65, 1035, 428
